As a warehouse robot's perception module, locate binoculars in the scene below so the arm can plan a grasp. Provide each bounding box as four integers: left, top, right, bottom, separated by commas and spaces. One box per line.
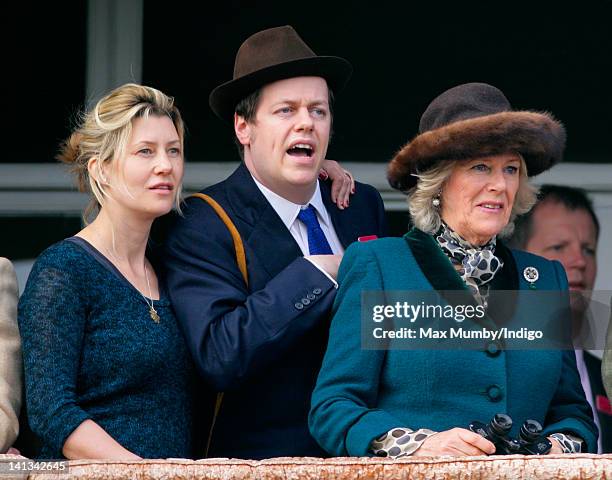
469, 413, 552, 455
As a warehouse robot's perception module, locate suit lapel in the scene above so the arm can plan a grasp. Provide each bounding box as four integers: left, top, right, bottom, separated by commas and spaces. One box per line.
319, 181, 357, 248
247, 205, 303, 279
224, 164, 303, 280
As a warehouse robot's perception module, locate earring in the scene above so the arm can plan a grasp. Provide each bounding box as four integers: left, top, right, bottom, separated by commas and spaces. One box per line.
432, 191, 441, 208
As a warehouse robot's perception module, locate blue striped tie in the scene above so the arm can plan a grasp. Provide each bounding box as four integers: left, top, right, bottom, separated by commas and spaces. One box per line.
297, 205, 333, 255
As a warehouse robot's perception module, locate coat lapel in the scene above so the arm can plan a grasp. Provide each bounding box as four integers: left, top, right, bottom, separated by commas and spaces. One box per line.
224, 164, 303, 280
486, 240, 519, 326
319, 181, 357, 248
404, 228, 521, 330
247, 206, 303, 279
404, 228, 467, 291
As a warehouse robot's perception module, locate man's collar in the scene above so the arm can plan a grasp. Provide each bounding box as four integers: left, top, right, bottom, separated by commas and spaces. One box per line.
250, 175, 330, 229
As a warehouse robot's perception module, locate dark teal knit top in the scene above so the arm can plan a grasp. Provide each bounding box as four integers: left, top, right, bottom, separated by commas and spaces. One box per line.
18, 238, 196, 459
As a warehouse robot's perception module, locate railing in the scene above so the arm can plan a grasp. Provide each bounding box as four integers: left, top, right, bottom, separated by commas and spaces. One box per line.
1, 454, 611, 479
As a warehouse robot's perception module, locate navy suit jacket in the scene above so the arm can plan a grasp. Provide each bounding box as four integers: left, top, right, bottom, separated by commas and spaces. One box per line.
163, 163, 387, 459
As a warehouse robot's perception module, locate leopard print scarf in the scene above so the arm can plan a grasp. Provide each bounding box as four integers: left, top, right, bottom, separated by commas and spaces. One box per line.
434, 223, 503, 308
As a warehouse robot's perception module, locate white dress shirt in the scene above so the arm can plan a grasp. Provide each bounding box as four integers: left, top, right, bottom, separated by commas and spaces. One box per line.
575, 349, 603, 453
251, 176, 343, 286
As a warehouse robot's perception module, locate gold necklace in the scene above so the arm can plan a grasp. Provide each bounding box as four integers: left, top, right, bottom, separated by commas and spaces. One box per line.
86, 228, 160, 323
143, 262, 160, 323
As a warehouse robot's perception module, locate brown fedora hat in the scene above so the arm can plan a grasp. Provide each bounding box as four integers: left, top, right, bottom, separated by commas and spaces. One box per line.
209, 25, 352, 121
387, 82, 566, 192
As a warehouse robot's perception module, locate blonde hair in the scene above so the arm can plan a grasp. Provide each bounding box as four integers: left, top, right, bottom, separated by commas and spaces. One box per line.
408, 155, 538, 237
57, 83, 185, 223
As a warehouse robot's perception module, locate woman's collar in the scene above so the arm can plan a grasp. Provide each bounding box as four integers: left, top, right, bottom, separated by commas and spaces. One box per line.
405, 227, 519, 327
404, 227, 467, 292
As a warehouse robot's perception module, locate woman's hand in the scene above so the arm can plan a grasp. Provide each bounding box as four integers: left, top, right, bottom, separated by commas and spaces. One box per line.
306, 254, 343, 281
319, 160, 355, 209
63, 419, 142, 460
547, 437, 564, 454
413, 428, 496, 457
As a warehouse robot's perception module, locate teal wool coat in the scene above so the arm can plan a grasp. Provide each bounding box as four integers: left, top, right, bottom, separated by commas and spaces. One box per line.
309, 229, 597, 456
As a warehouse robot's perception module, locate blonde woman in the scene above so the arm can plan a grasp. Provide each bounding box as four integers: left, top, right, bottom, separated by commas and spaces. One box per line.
18, 84, 196, 460
310, 83, 597, 457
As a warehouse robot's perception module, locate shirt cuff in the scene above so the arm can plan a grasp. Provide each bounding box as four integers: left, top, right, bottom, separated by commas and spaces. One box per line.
369, 427, 437, 458
304, 257, 338, 289
549, 432, 583, 453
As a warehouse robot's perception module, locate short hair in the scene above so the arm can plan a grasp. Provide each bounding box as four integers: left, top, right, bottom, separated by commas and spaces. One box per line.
57, 83, 184, 223
509, 184, 600, 249
408, 155, 538, 238
233, 85, 335, 159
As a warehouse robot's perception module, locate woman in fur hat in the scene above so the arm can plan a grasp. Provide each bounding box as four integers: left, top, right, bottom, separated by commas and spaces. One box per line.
309, 83, 598, 457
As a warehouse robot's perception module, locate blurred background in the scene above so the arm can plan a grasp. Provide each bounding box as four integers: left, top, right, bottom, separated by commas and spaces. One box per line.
2, 0, 611, 291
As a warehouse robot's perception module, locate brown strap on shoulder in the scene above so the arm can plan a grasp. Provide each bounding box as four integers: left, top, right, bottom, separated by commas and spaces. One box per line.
190, 193, 248, 457
190, 193, 248, 286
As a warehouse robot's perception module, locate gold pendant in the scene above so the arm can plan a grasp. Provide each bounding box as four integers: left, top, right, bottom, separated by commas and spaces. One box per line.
150, 307, 160, 323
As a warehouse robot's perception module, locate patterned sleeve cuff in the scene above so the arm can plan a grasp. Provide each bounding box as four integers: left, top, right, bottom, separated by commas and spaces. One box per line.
549, 432, 583, 453
370, 427, 437, 458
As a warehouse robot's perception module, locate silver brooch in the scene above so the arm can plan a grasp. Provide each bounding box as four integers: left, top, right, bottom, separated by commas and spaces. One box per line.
523, 266, 539, 289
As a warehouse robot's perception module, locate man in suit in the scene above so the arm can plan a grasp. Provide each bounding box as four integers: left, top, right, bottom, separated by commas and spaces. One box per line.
163, 26, 387, 459
0, 257, 21, 453
509, 184, 611, 453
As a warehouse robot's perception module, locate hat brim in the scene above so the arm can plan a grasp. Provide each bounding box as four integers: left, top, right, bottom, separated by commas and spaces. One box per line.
209, 56, 353, 122
387, 111, 566, 192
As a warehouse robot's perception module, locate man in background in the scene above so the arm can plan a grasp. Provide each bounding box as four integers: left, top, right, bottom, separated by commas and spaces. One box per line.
509, 184, 611, 453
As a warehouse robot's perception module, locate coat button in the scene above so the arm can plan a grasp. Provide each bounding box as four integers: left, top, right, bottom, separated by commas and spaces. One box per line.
486, 385, 503, 402
313, 288, 322, 295
306, 293, 316, 300
485, 341, 502, 357
302, 298, 311, 305
294, 302, 304, 310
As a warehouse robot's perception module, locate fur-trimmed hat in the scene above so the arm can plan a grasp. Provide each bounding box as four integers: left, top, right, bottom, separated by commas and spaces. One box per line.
387, 83, 566, 192
209, 26, 352, 122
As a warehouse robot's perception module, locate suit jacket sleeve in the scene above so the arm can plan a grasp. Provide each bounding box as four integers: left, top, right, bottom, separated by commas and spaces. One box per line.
0, 258, 21, 452
309, 242, 404, 456
542, 260, 599, 452
163, 200, 337, 391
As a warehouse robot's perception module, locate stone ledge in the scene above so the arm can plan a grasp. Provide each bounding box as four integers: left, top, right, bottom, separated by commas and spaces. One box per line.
2, 454, 610, 479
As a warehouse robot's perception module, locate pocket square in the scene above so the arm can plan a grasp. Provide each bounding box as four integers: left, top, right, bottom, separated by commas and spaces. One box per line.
596, 394, 612, 415
358, 235, 378, 242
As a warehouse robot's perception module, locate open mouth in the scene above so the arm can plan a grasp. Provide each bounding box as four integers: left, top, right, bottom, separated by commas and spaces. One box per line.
287, 143, 314, 158
150, 184, 173, 191
478, 203, 503, 211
